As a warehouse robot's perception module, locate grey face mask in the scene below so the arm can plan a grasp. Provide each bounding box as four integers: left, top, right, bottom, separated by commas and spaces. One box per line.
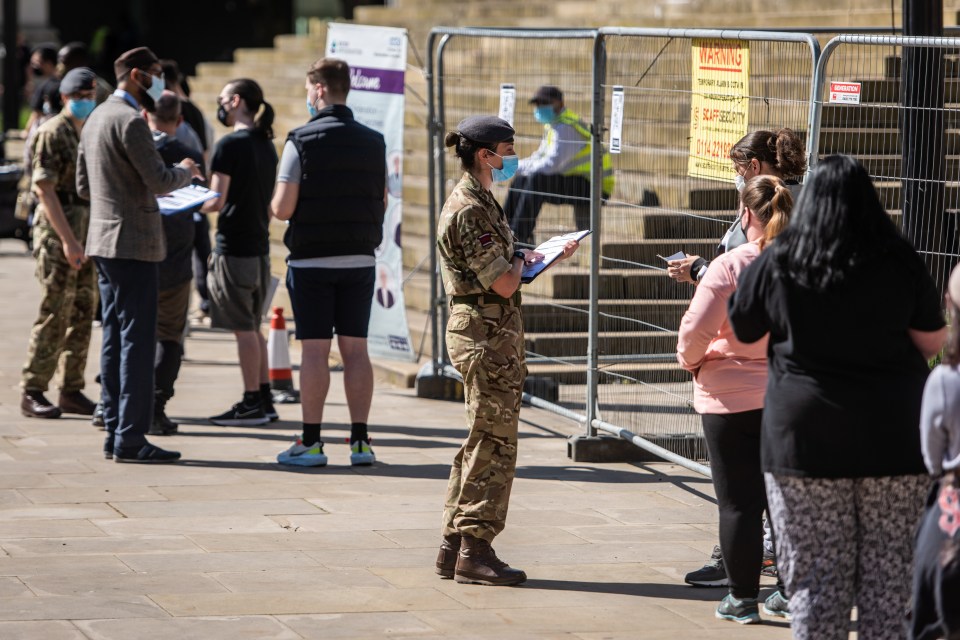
720, 213, 749, 253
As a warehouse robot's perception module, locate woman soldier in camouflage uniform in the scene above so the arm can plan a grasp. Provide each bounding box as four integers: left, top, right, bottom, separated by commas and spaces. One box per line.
434, 116, 578, 586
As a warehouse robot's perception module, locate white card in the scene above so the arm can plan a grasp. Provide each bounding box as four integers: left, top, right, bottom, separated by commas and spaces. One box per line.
609, 85, 625, 154
498, 84, 516, 126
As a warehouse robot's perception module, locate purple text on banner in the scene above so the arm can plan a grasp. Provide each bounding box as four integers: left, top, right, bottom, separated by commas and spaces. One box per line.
350, 67, 405, 94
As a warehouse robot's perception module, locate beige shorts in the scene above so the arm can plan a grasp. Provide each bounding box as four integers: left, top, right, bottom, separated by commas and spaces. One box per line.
207, 253, 270, 332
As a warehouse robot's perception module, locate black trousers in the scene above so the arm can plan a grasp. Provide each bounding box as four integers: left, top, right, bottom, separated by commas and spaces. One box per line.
702, 409, 771, 599
503, 173, 593, 245
192, 215, 211, 313
95, 257, 158, 453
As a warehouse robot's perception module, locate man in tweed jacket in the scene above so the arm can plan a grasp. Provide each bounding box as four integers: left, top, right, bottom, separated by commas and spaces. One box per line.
77, 47, 201, 463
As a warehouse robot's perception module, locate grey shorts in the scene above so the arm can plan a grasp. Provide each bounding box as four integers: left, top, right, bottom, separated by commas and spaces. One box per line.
207, 253, 270, 331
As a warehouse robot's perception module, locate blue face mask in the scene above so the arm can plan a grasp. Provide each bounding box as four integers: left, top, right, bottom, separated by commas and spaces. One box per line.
68, 98, 96, 120
145, 73, 165, 103
534, 105, 556, 124
487, 151, 519, 182
307, 97, 319, 118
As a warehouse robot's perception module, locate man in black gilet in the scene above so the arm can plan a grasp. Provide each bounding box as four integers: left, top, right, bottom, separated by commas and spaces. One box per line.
270, 58, 386, 468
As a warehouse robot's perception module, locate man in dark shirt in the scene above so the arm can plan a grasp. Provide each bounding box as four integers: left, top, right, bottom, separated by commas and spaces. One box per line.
146, 91, 205, 436
200, 79, 278, 427
160, 59, 213, 322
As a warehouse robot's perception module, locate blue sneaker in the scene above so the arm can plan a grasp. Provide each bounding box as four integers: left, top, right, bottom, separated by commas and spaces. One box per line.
277, 438, 328, 467
350, 439, 376, 466
716, 594, 761, 624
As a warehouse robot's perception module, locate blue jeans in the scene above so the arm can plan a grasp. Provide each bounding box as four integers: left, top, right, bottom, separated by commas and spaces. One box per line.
95, 257, 158, 453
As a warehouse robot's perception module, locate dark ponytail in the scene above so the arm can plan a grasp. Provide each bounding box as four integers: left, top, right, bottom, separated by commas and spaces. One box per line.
225, 78, 274, 139
445, 131, 493, 172
730, 128, 806, 178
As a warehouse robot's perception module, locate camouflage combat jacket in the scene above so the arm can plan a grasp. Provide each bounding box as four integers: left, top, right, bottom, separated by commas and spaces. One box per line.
437, 172, 515, 295
31, 111, 88, 242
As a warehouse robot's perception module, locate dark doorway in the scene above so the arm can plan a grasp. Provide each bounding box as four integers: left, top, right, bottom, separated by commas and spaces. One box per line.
50, 0, 295, 78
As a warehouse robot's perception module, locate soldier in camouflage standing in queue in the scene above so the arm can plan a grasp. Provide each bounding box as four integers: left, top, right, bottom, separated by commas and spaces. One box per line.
434, 116, 579, 586
20, 68, 100, 420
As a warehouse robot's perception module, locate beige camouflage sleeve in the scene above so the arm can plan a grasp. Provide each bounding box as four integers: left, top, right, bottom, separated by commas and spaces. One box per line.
31, 129, 59, 187
457, 204, 512, 289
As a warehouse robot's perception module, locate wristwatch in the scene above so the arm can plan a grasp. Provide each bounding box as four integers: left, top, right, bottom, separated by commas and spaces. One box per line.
513, 250, 526, 262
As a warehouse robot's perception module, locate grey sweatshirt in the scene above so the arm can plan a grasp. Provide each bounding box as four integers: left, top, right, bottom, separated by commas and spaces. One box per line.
919, 364, 960, 475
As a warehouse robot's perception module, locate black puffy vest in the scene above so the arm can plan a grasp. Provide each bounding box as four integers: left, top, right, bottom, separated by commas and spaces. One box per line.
284, 104, 386, 259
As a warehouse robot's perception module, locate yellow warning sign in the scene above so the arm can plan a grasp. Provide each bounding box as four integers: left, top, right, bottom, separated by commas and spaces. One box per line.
688, 39, 750, 181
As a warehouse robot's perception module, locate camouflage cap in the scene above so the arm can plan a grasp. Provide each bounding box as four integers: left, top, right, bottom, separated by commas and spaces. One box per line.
455, 116, 515, 144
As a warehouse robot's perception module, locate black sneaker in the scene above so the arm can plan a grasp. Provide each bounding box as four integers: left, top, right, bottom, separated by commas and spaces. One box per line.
209, 401, 268, 426
114, 443, 181, 464
685, 544, 729, 587
262, 396, 279, 422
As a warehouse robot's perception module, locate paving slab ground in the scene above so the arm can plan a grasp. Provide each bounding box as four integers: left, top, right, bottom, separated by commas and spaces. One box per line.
0, 244, 794, 639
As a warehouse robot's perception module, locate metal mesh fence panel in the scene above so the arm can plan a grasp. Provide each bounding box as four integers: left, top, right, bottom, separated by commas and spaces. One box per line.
812, 35, 960, 293
429, 30, 600, 414
594, 29, 819, 462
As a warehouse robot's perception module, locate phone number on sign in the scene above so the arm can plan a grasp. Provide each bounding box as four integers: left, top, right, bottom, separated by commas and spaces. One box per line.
693, 138, 735, 159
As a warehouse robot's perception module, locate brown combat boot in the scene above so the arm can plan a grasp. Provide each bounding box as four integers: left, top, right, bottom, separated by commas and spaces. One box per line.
454, 535, 527, 586
435, 534, 461, 578
21, 390, 62, 419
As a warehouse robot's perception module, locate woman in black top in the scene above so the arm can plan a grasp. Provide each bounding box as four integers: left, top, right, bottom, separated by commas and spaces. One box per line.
201, 78, 280, 427
729, 155, 947, 639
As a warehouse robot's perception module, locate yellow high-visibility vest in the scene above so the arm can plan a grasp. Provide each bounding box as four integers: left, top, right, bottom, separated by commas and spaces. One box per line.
547, 109, 615, 196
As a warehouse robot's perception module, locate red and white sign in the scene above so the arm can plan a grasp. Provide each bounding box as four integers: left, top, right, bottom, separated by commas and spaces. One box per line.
829, 81, 862, 105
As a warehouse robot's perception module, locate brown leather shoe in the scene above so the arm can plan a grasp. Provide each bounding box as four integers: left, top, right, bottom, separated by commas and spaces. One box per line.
454, 535, 527, 586
435, 534, 461, 578
58, 390, 98, 416
21, 390, 62, 419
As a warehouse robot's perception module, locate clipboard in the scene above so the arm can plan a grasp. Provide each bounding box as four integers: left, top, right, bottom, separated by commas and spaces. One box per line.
520, 230, 592, 284
157, 184, 219, 215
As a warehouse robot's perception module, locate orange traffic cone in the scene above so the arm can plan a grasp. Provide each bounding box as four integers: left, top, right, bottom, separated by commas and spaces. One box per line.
268, 307, 300, 403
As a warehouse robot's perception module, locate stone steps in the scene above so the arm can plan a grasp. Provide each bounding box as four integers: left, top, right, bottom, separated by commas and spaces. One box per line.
185, 1, 960, 393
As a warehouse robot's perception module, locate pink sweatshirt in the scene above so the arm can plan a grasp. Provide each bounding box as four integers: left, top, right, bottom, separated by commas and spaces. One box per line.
676, 240, 769, 414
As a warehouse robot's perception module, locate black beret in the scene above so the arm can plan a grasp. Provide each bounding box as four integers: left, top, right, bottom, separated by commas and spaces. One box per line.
59, 67, 96, 95
114, 46, 159, 82
455, 115, 515, 144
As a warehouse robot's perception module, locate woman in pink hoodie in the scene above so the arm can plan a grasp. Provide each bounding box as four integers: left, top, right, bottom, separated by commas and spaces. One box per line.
676, 175, 792, 624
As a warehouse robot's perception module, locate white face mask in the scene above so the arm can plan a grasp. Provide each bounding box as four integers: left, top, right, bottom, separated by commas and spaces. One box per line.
735, 174, 745, 192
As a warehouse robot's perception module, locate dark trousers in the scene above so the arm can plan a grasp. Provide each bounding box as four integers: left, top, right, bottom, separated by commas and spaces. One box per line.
702, 409, 771, 599
192, 215, 211, 313
504, 173, 592, 245
96, 257, 158, 452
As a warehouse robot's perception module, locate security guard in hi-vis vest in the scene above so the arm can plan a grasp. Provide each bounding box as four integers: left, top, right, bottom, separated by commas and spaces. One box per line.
503, 85, 614, 246
435, 116, 580, 586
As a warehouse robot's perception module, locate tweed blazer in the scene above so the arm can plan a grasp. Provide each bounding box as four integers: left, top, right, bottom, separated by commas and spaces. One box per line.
77, 94, 192, 262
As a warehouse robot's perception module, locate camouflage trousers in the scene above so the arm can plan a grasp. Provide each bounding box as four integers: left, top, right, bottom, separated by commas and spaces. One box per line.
22, 231, 98, 392
442, 302, 526, 542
